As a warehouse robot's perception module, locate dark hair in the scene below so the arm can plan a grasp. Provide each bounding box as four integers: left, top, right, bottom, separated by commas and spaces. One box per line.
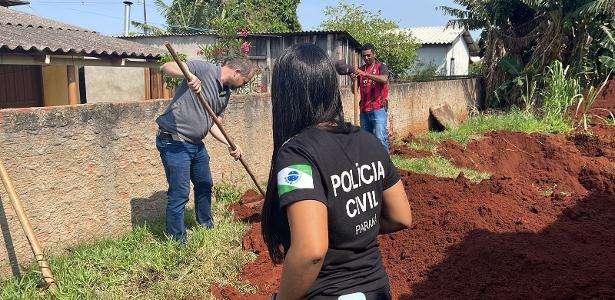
362, 43, 376, 52
224, 58, 254, 76
261, 43, 351, 263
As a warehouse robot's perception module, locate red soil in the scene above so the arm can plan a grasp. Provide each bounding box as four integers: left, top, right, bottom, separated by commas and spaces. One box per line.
215, 123, 615, 299
593, 77, 615, 121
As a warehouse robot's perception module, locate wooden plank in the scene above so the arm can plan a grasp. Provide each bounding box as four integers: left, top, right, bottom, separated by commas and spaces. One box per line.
144, 68, 151, 100
266, 38, 271, 92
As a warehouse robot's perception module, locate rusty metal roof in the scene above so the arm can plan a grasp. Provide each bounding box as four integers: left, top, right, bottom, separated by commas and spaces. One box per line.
121, 30, 363, 49
0, 7, 164, 59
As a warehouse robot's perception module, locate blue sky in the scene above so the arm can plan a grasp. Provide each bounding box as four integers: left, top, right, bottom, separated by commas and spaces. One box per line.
14, 0, 465, 36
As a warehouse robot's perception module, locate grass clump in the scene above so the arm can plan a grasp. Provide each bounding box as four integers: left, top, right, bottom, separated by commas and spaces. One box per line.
407, 142, 437, 153
0, 184, 255, 300
419, 108, 572, 144
392, 155, 491, 183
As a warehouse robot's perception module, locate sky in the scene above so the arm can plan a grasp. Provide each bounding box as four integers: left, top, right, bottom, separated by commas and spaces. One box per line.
13, 0, 466, 37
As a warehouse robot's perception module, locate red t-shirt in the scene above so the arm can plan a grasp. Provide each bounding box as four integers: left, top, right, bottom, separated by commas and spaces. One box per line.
359, 62, 389, 112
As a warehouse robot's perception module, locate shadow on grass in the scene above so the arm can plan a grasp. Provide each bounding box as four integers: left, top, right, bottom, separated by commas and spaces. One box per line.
129, 190, 224, 241
0, 195, 21, 277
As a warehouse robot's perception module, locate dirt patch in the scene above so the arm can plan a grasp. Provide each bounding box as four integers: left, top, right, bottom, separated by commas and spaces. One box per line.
390, 143, 432, 159
593, 77, 615, 121
219, 125, 615, 299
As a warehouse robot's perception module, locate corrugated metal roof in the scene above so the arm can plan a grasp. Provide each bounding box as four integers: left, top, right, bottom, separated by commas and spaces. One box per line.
399, 26, 480, 56
0, 0, 30, 7
400, 27, 465, 45
120, 30, 363, 49
0, 7, 164, 59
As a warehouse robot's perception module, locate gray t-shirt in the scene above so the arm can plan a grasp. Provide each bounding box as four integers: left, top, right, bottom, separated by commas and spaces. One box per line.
156, 60, 231, 144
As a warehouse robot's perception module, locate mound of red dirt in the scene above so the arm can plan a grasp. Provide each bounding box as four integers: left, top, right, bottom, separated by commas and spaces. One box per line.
218, 125, 615, 299
593, 77, 615, 121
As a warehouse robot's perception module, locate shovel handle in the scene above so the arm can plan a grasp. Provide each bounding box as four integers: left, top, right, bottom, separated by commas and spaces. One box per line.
164, 42, 265, 196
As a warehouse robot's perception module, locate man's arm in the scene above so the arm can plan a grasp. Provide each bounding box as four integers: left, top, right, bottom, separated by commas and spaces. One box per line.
354, 69, 389, 84
161, 61, 202, 93
161, 61, 189, 78
209, 117, 242, 159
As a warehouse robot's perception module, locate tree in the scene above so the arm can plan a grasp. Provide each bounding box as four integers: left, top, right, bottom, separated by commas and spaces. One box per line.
319, 1, 419, 78
439, 0, 615, 107
132, 0, 301, 34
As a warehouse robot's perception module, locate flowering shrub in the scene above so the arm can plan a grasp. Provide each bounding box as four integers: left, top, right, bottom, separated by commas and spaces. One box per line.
199, 28, 251, 64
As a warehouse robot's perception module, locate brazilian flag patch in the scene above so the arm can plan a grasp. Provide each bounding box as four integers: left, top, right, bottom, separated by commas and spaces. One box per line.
277, 164, 314, 196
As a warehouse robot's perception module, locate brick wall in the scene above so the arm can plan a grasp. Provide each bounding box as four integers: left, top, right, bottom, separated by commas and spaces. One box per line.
0, 79, 481, 277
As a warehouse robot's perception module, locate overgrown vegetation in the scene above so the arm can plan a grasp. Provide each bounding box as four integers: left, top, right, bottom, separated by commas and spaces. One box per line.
392, 155, 491, 183
0, 185, 253, 300
439, 0, 615, 113
419, 109, 571, 144
410, 61, 441, 82
132, 0, 301, 34
159, 52, 188, 89
320, 0, 420, 77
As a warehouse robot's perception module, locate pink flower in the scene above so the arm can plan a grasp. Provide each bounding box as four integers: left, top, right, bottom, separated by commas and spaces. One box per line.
256, 82, 266, 92
241, 41, 251, 54
196, 49, 204, 56
239, 29, 249, 38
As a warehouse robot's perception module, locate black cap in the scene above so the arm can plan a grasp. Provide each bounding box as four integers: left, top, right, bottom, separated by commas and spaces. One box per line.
361, 43, 376, 52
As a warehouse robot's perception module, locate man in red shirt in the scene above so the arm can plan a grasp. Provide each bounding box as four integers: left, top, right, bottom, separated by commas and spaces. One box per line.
352, 43, 390, 152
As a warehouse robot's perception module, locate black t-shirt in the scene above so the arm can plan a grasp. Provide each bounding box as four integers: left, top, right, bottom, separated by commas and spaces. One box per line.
274, 126, 401, 298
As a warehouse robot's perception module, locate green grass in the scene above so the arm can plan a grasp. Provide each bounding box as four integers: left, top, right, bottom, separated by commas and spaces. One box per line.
392, 155, 491, 183
0, 184, 255, 300
419, 109, 573, 144
407, 141, 437, 153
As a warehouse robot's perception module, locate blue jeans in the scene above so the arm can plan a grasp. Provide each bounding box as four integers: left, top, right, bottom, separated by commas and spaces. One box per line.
156, 135, 214, 243
360, 108, 389, 152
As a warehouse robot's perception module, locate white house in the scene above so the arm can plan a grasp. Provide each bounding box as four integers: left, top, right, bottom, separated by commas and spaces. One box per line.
401, 27, 480, 76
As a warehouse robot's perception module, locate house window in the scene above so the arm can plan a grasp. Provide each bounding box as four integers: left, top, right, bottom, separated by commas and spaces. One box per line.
450, 57, 455, 76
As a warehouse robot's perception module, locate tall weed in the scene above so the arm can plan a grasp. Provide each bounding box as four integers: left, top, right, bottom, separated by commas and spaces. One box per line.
541, 61, 582, 125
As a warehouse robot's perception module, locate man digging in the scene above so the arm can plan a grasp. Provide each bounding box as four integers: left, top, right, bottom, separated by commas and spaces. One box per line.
156, 58, 256, 244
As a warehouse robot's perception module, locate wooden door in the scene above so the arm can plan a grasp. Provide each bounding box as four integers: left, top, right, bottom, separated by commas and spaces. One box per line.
0, 64, 44, 109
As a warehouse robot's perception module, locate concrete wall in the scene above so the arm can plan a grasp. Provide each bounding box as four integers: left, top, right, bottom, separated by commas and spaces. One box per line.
84, 66, 145, 103
0, 79, 481, 278
341, 79, 483, 137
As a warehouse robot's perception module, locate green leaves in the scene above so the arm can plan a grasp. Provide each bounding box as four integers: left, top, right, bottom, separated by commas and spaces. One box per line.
599, 55, 615, 70
500, 56, 523, 76
320, 1, 419, 77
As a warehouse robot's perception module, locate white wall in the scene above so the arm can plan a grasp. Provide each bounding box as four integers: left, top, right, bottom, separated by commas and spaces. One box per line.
415, 46, 449, 75
413, 37, 471, 76
125, 35, 218, 60
446, 36, 471, 76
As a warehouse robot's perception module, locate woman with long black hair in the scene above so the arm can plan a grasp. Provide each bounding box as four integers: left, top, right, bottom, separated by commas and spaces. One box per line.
262, 43, 412, 300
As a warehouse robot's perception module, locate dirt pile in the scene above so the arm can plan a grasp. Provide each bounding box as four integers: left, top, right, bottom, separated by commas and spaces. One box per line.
219, 125, 615, 299
593, 77, 615, 121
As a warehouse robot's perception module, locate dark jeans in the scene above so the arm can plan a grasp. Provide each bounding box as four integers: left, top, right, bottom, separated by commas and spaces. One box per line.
156, 135, 214, 243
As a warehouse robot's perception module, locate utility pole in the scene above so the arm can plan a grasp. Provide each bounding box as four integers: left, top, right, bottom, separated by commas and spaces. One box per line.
143, 0, 148, 35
